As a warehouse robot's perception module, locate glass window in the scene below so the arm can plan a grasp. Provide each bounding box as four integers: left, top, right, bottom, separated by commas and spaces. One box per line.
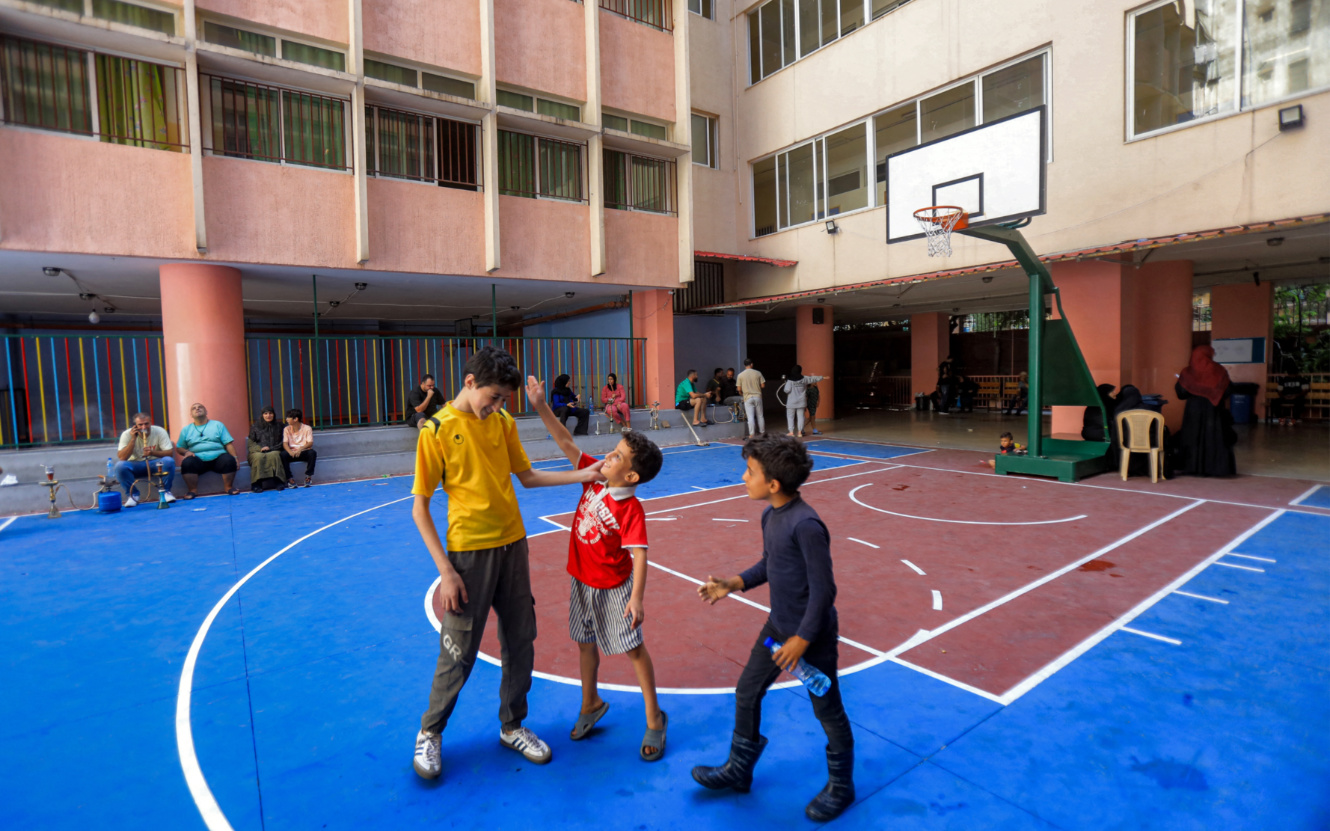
281, 40, 346, 72
760, 3, 782, 80
422, 72, 475, 99
437, 117, 479, 190
753, 156, 777, 236
825, 123, 867, 214
537, 98, 580, 121
210, 77, 281, 162
30, 0, 82, 11
688, 0, 713, 18
873, 102, 916, 204
1242, 0, 1326, 107
784, 142, 816, 226
691, 113, 717, 168
498, 131, 584, 201
871, 0, 911, 20
630, 119, 668, 140
91, 0, 176, 35
982, 54, 1044, 123
497, 89, 534, 111
1131, 0, 1237, 135
604, 113, 629, 131
605, 149, 629, 209
799, 0, 820, 58
749, 11, 762, 83
498, 130, 536, 196
95, 54, 183, 149
369, 107, 433, 181
919, 82, 975, 143
203, 22, 277, 56
539, 138, 583, 201
365, 58, 418, 87
839, 0, 863, 37
282, 89, 346, 167
0, 36, 92, 135
781, 0, 796, 65
605, 150, 677, 214
820, 0, 840, 48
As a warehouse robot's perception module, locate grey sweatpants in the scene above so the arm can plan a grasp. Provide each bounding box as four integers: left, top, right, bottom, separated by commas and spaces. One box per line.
421, 537, 536, 734
744, 397, 765, 435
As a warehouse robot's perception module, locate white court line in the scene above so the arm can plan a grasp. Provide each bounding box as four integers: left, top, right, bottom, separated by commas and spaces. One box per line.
1172, 590, 1229, 604
690, 486, 708, 491
931, 590, 943, 611
849, 483, 1087, 526
0, 516, 15, 535
848, 537, 879, 549
1120, 627, 1182, 646
992, 509, 1282, 706
177, 494, 417, 831
890, 657, 1005, 704
712, 517, 749, 522
644, 464, 896, 516
646, 517, 678, 521
1289, 483, 1322, 507
1216, 561, 1265, 572
1227, 553, 1276, 563
902, 559, 926, 576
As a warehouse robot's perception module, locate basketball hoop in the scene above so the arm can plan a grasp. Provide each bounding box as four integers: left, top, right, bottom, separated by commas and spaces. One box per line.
914, 206, 968, 257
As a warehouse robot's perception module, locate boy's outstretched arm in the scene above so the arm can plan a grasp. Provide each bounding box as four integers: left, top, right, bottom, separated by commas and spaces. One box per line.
697, 574, 744, 604
514, 464, 604, 489
526, 376, 581, 468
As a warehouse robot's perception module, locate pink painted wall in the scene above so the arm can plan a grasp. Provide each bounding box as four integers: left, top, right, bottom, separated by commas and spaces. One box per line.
1211, 282, 1274, 416
1130, 261, 1193, 429
604, 209, 678, 287
367, 180, 485, 275
494, 195, 590, 280
1048, 261, 1129, 435
494, 0, 586, 104
196, 0, 348, 47
910, 312, 949, 396
796, 304, 835, 421
202, 157, 356, 266
0, 131, 195, 258
599, 12, 676, 123
364, 0, 480, 76
631, 289, 675, 408
159, 263, 249, 448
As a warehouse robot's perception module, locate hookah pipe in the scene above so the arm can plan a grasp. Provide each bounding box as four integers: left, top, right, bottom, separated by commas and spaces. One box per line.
39, 464, 85, 518
153, 459, 171, 509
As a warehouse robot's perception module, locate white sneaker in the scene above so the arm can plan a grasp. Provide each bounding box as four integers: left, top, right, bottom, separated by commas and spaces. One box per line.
124, 495, 138, 508
413, 730, 441, 780
500, 726, 552, 764
163, 492, 177, 504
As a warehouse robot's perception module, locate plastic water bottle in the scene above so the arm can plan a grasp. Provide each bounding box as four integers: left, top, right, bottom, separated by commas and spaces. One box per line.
106, 457, 114, 485
764, 637, 832, 697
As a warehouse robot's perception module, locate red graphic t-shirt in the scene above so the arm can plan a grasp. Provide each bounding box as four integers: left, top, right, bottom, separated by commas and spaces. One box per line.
567, 453, 648, 589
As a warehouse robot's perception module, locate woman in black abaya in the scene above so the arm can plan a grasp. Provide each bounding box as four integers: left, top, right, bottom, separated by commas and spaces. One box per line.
1174, 345, 1236, 477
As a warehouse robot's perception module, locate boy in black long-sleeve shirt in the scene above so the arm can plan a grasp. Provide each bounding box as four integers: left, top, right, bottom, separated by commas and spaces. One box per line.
693, 434, 855, 822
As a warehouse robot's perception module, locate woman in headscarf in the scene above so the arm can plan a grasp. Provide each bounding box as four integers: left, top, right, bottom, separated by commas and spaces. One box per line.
780, 365, 823, 437
1174, 345, 1236, 476
246, 406, 287, 492
550, 373, 590, 436
602, 372, 631, 431
1081, 383, 1117, 442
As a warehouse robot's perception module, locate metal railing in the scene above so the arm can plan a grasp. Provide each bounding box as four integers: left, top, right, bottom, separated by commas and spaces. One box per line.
600, 0, 674, 31
1, 334, 169, 448
245, 335, 648, 430
604, 150, 678, 215
202, 74, 350, 170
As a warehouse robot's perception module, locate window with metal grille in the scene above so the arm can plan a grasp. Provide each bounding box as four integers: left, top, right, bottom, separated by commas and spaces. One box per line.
205, 75, 348, 170
498, 130, 585, 201
0, 34, 186, 151
604, 149, 677, 215
674, 261, 725, 312
600, 0, 674, 32
365, 104, 480, 190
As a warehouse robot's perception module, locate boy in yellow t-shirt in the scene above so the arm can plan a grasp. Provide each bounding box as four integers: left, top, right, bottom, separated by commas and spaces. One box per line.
411, 346, 604, 781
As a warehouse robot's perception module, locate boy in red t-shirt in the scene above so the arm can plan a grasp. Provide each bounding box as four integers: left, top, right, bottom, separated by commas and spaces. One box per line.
528, 376, 668, 760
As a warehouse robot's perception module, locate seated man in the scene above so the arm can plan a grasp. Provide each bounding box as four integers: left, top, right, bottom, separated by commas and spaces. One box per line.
176, 402, 239, 497
676, 369, 710, 427
705, 367, 726, 419
1273, 373, 1310, 425
114, 411, 177, 507
406, 374, 443, 429
721, 368, 744, 411
957, 375, 979, 413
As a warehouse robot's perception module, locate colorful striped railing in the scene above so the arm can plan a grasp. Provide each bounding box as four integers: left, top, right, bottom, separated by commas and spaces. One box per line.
246, 335, 648, 430
1, 334, 169, 448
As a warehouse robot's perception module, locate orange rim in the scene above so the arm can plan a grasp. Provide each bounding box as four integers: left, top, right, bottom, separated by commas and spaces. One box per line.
914, 206, 969, 230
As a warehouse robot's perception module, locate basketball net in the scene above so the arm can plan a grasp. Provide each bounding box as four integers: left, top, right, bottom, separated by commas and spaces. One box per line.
914, 206, 967, 257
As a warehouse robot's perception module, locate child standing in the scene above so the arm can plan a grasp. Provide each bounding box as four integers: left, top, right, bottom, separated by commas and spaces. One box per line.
529, 376, 669, 759
780, 365, 824, 438
693, 434, 855, 821
411, 347, 605, 781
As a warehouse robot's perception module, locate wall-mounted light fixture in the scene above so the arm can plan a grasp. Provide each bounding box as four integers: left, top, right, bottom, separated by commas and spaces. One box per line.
981, 275, 995, 284
1278, 104, 1304, 131
43, 266, 63, 277
1267, 237, 1285, 247
825, 220, 839, 234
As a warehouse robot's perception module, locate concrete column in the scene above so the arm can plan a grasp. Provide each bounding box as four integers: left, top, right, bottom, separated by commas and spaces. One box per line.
1211, 281, 1274, 417
1131, 261, 1193, 428
479, 0, 500, 271
182, 0, 207, 252
796, 304, 834, 421
672, 0, 693, 284
160, 264, 248, 442
349, 0, 368, 263
631, 290, 676, 408
910, 312, 949, 397
584, 0, 605, 276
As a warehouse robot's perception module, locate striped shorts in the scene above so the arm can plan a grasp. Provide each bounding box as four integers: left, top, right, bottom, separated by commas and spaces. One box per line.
568, 575, 643, 656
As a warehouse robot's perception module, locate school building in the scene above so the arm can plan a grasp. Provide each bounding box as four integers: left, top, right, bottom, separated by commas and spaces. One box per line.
1, 0, 1327, 461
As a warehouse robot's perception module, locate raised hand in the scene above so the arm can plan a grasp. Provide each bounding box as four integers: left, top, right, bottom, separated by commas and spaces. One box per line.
525, 376, 546, 405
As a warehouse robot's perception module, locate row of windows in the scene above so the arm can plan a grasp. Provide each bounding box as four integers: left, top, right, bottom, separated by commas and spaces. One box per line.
751, 52, 1047, 236
748, 0, 913, 83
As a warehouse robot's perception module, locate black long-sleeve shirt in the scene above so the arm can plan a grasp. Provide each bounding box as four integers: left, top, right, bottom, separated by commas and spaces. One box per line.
739, 496, 837, 643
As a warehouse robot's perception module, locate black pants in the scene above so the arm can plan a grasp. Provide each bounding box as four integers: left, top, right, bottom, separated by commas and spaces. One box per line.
280, 448, 317, 479
554, 405, 590, 435
180, 453, 238, 476
734, 619, 853, 754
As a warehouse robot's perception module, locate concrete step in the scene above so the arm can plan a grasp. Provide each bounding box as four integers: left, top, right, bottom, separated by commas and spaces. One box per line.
0, 411, 748, 516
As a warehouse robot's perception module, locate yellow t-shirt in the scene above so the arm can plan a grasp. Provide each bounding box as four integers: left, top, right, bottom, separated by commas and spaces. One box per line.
411, 403, 532, 552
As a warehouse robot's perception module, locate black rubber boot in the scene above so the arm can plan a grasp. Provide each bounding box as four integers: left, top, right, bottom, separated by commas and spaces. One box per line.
805, 746, 855, 822
691, 731, 768, 793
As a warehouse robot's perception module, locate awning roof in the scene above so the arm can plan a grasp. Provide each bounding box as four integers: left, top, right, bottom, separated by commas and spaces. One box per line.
694, 250, 798, 267
694, 213, 1330, 311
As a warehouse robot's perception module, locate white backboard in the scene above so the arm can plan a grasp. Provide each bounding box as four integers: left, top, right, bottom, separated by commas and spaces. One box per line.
886, 107, 1046, 243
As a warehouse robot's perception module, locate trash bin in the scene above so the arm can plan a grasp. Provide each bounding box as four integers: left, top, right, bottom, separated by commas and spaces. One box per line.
1229, 382, 1261, 425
